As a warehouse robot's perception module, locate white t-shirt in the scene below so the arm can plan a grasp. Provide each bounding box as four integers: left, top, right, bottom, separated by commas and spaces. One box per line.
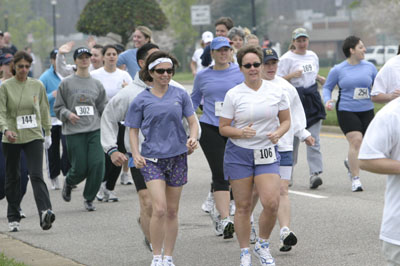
91, 67, 133, 99
358, 97, 400, 245
277, 50, 319, 88
192, 48, 205, 73
220, 80, 289, 149
268, 76, 310, 152
371, 55, 400, 96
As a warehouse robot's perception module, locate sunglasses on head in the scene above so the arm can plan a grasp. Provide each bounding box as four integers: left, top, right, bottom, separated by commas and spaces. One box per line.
153, 68, 173, 74
242, 63, 261, 69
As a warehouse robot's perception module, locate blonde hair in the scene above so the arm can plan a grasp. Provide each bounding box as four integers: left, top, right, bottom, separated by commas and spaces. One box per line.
135, 26, 153, 43
245, 34, 259, 44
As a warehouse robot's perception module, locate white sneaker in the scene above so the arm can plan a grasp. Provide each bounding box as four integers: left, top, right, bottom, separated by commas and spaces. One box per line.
96, 182, 106, 201
120, 171, 133, 185
201, 192, 214, 213
50, 176, 60, 190
221, 216, 234, 239
250, 222, 257, 244
229, 200, 236, 216
8, 221, 20, 232
162, 257, 175, 266
253, 239, 275, 266
210, 205, 223, 236
351, 176, 363, 192
240, 249, 252, 266
104, 188, 119, 202
279, 228, 297, 252
150, 258, 163, 266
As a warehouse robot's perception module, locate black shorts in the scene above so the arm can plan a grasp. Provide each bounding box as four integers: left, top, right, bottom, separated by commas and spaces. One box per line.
130, 167, 147, 192
336, 109, 374, 135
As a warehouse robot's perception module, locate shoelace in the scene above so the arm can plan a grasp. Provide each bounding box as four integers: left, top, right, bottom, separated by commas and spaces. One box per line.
258, 242, 273, 261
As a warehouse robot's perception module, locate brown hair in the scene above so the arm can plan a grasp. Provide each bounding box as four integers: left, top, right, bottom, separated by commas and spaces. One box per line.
236, 45, 263, 67
139, 51, 179, 82
215, 17, 234, 31
11, 51, 33, 75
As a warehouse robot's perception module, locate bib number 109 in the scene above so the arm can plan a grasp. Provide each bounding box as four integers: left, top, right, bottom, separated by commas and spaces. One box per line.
254, 146, 277, 165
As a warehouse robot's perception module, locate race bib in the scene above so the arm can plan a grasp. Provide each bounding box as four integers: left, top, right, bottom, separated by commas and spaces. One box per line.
145, 157, 158, 163
254, 145, 277, 165
301, 64, 314, 73
16, 114, 37, 129
75, 106, 94, 116
353, 88, 370, 100
215, 101, 223, 116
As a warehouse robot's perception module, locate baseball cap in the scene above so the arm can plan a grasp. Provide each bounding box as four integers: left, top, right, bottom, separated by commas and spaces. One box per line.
263, 48, 279, 63
292, 28, 309, 40
73, 47, 92, 60
202, 31, 213, 44
210, 37, 232, 50
0, 53, 13, 66
0, 31, 3, 37
50, 49, 58, 59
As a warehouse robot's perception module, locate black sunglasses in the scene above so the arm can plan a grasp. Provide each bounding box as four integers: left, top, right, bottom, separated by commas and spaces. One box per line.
242, 63, 261, 69
153, 68, 173, 74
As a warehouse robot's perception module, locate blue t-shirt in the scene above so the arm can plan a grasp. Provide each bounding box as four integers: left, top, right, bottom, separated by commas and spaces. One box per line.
125, 85, 195, 159
323, 60, 377, 112
39, 65, 61, 117
191, 63, 244, 127
117, 48, 140, 79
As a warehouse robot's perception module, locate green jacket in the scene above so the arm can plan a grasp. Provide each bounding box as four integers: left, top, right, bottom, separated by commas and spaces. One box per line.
0, 77, 51, 144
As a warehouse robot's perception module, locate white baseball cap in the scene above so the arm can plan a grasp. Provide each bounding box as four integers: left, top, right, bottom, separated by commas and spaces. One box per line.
202, 31, 214, 44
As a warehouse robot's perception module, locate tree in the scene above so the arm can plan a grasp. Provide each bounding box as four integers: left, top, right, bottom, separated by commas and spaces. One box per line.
76, 0, 169, 47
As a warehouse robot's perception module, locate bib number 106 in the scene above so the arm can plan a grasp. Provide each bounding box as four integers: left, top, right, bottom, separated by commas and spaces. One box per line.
254, 146, 276, 165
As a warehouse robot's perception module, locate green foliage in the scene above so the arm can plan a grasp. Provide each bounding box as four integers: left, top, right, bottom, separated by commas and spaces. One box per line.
77, 0, 168, 46
0, 253, 27, 266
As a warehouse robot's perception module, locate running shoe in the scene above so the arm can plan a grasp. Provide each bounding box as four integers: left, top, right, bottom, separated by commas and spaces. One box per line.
137, 217, 152, 252
344, 158, 351, 178
250, 222, 257, 244
221, 216, 235, 239
253, 239, 275, 266
62, 179, 72, 202
229, 200, 236, 216
309, 173, 323, 189
150, 257, 163, 266
84, 200, 96, 211
240, 249, 252, 266
50, 176, 60, 190
162, 257, 175, 266
120, 171, 133, 185
96, 182, 106, 201
40, 209, 55, 230
351, 176, 363, 192
8, 221, 20, 232
104, 188, 119, 202
201, 192, 214, 213
210, 205, 223, 236
279, 228, 297, 252
19, 208, 26, 219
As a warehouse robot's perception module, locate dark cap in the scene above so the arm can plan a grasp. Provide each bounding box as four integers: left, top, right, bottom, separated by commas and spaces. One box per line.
262, 48, 279, 63
73, 47, 92, 60
0, 53, 13, 66
0, 31, 3, 37
50, 49, 58, 59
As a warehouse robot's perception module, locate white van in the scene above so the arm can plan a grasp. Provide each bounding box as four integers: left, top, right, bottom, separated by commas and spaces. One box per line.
364, 45, 398, 65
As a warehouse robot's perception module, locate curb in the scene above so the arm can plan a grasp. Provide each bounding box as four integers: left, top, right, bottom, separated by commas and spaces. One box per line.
0, 233, 85, 266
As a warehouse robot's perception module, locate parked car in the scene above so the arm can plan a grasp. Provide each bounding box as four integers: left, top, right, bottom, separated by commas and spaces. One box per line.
364, 45, 398, 65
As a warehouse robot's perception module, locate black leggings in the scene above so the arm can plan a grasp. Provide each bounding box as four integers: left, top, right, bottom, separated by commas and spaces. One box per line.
199, 123, 229, 191
104, 123, 126, 190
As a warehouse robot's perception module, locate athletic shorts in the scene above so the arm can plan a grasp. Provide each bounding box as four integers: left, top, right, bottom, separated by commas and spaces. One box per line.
130, 167, 147, 192
336, 109, 374, 135
223, 140, 280, 181
140, 153, 188, 187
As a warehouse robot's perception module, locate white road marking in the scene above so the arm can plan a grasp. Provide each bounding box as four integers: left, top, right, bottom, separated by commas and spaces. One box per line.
289, 190, 328, 199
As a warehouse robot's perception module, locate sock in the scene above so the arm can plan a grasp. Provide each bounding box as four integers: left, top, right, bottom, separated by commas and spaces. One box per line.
250, 214, 254, 224
280, 226, 289, 235
258, 237, 269, 243
241, 247, 250, 253
163, 255, 172, 261
153, 255, 162, 261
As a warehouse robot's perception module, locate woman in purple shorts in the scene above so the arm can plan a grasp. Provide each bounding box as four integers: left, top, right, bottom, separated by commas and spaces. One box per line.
219, 45, 290, 266
125, 51, 199, 266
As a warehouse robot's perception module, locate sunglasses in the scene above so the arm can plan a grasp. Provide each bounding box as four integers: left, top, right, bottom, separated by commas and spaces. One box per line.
17, 64, 31, 69
242, 63, 261, 69
153, 68, 173, 74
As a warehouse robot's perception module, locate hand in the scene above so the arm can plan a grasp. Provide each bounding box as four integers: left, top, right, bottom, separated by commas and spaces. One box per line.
52, 90, 57, 98
391, 89, 400, 100
291, 69, 303, 79
110, 151, 128, 167
133, 154, 147, 169
44, 135, 52, 149
86, 36, 96, 49
241, 123, 256, 139
68, 113, 80, 124
325, 100, 335, 111
4, 130, 17, 143
186, 137, 198, 155
58, 41, 75, 54
267, 131, 280, 144
304, 136, 315, 146
121, 80, 129, 88
317, 75, 326, 85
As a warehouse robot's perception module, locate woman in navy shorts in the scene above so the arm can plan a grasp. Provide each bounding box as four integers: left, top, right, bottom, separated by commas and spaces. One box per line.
219, 45, 290, 266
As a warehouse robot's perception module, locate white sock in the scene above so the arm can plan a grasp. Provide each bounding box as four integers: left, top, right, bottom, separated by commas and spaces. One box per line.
250, 214, 254, 224
280, 226, 289, 235
258, 237, 269, 243
153, 255, 162, 260
163, 255, 172, 261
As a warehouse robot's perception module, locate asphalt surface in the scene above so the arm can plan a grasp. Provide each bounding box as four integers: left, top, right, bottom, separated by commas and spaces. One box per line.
0, 128, 387, 266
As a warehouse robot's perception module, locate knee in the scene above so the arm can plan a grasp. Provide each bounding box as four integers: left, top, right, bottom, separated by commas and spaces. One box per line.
139, 192, 153, 217
166, 207, 179, 220
350, 137, 363, 150
151, 203, 167, 219
279, 182, 288, 197
260, 194, 280, 214
235, 200, 252, 216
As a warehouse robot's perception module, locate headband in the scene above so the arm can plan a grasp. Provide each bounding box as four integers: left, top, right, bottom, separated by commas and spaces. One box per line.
148, 58, 173, 70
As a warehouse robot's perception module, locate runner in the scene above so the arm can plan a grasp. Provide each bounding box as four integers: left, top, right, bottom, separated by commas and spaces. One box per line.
219, 45, 290, 266
277, 27, 326, 189
323, 36, 377, 192
125, 51, 199, 266
190, 31, 213, 76
54, 47, 107, 212
0, 51, 55, 232
191, 37, 244, 238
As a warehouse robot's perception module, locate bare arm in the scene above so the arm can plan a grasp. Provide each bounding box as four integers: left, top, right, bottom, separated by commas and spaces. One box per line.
359, 158, 400, 175
129, 128, 146, 169
186, 114, 199, 154
371, 90, 400, 103
219, 117, 256, 139
267, 109, 291, 144
282, 70, 302, 81
190, 60, 197, 76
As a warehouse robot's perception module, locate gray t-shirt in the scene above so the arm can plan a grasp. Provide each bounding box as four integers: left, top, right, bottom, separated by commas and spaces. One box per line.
54, 74, 107, 135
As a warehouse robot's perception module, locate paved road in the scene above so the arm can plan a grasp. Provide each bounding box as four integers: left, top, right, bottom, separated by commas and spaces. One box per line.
0, 131, 386, 266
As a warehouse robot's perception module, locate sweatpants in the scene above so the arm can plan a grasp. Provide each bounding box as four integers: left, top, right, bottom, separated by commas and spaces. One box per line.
47, 125, 70, 179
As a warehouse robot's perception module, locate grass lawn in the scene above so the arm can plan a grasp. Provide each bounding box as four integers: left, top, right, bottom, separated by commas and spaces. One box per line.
0, 253, 27, 266
173, 72, 194, 83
